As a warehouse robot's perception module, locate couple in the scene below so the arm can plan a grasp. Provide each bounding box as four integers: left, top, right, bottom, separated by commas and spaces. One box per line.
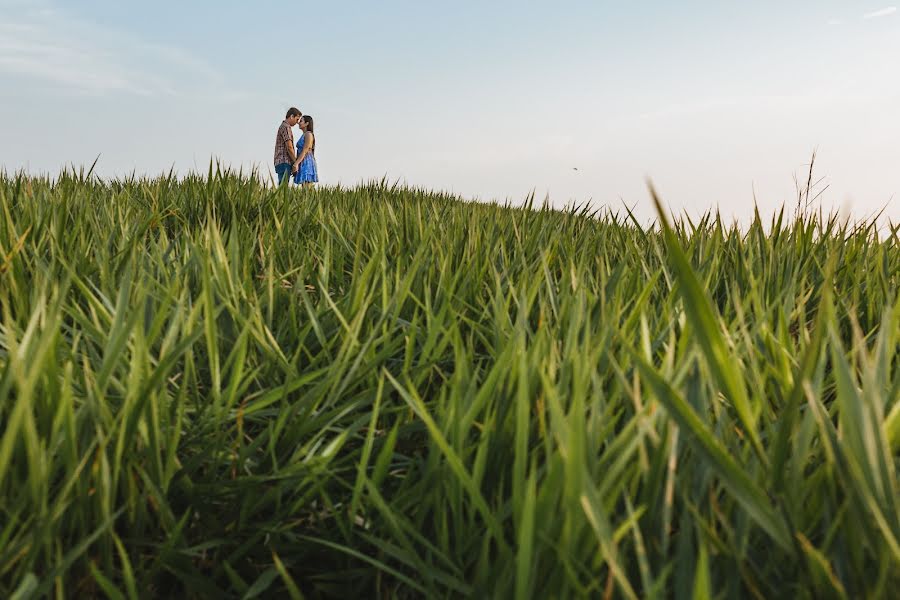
274, 107, 318, 186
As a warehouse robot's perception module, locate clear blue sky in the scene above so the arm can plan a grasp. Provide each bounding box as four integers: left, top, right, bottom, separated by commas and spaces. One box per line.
2, 0, 898, 223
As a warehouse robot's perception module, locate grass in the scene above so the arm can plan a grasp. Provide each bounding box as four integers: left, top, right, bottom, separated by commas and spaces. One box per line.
0, 167, 898, 598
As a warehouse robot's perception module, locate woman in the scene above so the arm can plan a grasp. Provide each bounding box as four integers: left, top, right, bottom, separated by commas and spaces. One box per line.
293, 115, 318, 187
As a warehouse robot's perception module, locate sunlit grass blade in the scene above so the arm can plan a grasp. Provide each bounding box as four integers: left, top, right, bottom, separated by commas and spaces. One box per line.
630, 351, 792, 550
650, 184, 767, 464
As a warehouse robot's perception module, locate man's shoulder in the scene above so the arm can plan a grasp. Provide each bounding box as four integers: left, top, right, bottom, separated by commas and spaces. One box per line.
277, 121, 292, 141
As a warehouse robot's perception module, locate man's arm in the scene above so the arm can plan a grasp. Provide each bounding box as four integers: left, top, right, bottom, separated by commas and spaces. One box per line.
279, 125, 298, 171
285, 138, 297, 164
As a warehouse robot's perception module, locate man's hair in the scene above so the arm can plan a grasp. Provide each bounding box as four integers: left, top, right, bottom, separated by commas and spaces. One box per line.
285, 107, 302, 119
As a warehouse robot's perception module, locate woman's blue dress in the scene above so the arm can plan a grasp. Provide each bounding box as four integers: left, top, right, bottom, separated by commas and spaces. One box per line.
293, 134, 318, 184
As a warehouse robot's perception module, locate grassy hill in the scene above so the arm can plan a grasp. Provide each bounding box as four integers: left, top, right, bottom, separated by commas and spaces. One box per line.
1, 170, 899, 598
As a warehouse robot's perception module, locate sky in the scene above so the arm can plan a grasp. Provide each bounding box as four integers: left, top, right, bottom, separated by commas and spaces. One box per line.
1, 0, 899, 225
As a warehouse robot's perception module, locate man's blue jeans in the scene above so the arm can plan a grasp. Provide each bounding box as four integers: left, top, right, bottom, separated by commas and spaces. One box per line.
275, 163, 292, 185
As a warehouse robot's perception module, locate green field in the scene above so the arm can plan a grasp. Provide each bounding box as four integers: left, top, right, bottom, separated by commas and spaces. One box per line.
1, 169, 899, 598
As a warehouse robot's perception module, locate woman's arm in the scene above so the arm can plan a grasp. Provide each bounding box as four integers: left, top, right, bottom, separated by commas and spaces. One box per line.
295, 133, 314, 166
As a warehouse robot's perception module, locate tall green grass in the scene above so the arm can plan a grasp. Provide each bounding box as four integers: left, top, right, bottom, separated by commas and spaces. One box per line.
1, 168, 898, 598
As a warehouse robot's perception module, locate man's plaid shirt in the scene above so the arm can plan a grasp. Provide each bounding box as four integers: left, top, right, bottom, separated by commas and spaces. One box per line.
274, 120, 294, 166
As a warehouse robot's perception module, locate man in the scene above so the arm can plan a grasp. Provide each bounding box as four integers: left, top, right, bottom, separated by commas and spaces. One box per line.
274, 107, 302, 184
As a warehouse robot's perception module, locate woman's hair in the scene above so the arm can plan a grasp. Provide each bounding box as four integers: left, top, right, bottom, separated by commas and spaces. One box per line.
302, 115, 315, 151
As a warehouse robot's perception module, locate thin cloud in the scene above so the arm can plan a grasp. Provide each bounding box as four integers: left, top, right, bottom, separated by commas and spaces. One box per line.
862, 6, 897, 19
0, 2, 222, 96
0, 27, 171, 95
